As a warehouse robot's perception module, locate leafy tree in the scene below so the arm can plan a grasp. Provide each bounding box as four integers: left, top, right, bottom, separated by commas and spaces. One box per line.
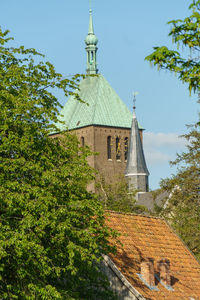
146, 0, 200, 96
146, 1, 200, 258
0, 28, 117, 299
96, 175, 147, 214
158, 126, 200, 259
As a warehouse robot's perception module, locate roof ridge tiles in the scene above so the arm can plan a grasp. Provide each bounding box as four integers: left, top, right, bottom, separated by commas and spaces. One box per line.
164, 219, 200, 266
105, 210, 164, 220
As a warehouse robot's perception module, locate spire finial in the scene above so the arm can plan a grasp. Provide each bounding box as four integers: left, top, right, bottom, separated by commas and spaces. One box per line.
133, 94, 136, 110
85, 2, 98, 74
133, 92, 138, 109
132, 92, 138, 117
89, 0, 92, 13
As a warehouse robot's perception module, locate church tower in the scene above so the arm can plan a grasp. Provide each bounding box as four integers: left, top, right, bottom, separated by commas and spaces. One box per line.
53, 9, 148, 191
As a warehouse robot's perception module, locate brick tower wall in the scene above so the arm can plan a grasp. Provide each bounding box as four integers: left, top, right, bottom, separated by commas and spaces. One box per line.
74, 125, 143, 186
51, 125, 143, 192
93, 126, 131, 183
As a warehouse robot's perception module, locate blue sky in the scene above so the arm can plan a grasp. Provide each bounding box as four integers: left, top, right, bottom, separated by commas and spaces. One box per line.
1, 0, 199, 189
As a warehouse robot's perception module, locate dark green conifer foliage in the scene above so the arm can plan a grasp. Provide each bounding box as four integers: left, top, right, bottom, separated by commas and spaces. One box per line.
0, 28, 117, 299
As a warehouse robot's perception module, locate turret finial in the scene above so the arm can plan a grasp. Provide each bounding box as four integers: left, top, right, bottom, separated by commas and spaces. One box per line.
88, 1, 93, 32
85, 4, 98, 74
132, 92, 138, 117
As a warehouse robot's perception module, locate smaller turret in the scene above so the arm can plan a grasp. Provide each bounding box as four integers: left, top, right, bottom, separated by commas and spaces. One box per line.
85, 9, 98, 75
125, 96, 149, 192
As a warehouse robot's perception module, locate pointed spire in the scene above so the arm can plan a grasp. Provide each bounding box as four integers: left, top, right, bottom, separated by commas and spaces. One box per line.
88, 9, 94, 34
125, 95, 149, 192
85, 8, 98, 74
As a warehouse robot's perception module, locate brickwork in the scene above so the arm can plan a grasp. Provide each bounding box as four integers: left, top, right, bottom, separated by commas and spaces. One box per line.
93, 126, 131, 182
51, 125, 143, 191
157, 259, 171, 286
140, 258, 155, 287
73, 125, 137, 186
73, 126, 95, 169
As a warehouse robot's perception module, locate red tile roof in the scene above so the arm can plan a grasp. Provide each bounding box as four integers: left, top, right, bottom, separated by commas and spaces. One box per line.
106, 211, 200, 299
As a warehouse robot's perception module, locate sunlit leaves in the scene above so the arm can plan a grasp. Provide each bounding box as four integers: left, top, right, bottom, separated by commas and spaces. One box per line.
146, 1, 200, 261
145, 1, 200, 94
157, 125, 200, 259
0, 28, 116, 299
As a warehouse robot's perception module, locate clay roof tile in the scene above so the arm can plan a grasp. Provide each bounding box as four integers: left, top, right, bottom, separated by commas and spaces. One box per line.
106, 211, 200, 299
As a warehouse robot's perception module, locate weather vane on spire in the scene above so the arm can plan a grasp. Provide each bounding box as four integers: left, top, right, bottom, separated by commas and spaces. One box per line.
89, 0, 92, 12
133, 92, 138, 111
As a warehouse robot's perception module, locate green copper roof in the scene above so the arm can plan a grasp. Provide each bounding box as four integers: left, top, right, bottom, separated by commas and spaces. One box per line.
56, 74, 142, 131
88, 9, 95, 35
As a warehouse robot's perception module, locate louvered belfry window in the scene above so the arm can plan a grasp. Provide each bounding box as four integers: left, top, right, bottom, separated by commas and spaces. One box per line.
124, 137, 128, 161
116, 137, 121, 160
107, 136, 112, 159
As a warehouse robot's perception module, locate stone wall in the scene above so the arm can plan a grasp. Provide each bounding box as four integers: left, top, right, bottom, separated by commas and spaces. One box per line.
101, 255, 145, 300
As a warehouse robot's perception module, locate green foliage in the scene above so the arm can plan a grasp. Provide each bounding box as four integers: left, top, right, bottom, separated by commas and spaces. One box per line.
156, 125, 200, 259
0, 28, 117, 299
96, 175, 147, 214
145, 0, 200, 95
146, 1, 200, 259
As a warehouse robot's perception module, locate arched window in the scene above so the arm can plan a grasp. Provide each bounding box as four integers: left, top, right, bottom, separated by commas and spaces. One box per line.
81, 136, 85, 147
116, 137, 121, 160
107, 136, 112, 159
124, 137, 128, 161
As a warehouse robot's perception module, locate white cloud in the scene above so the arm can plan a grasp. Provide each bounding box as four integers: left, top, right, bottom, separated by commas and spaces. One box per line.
144, 132, 186, 148
143, 132, 186, 166
145, 150, 170, 165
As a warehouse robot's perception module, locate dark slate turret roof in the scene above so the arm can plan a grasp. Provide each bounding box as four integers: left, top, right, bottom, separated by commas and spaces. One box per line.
125, 108, 149, 176
56, 75, 142, 131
